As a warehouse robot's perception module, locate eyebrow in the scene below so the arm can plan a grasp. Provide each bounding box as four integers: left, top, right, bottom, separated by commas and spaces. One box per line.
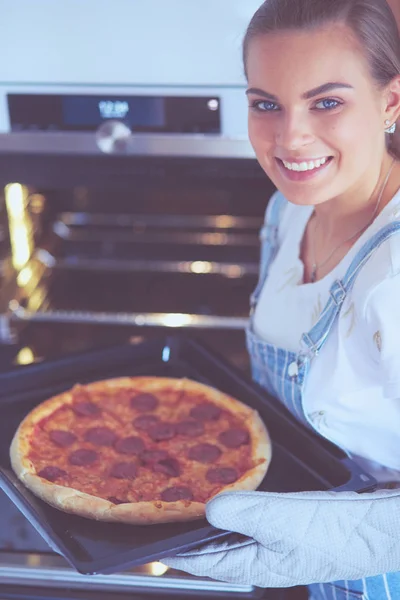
245, 82, 354, 102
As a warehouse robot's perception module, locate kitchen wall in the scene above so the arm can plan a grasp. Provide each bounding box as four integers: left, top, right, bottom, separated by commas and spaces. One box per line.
1, 0, 261, 86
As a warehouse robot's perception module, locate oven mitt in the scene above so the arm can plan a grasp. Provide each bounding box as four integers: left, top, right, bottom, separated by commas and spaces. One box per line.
162, 489, 400, 588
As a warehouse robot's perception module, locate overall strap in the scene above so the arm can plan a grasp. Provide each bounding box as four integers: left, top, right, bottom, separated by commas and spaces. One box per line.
250, 191, 287, 310
300, 221, 400, 358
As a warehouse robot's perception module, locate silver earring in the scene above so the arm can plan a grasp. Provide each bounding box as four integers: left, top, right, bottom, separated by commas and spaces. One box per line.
385, 120, 397, 134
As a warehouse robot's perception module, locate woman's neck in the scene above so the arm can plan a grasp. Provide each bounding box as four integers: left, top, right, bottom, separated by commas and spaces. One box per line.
313, 154, 399, 243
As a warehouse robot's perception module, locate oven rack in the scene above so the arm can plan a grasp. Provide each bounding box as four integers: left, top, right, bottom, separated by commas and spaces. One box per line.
0, 557, 254, 595
8, 300, 249, 330
58, 212, 262, 231
53, 221, 259, 249
35, 248, 259, 276
3, 249, 252, 333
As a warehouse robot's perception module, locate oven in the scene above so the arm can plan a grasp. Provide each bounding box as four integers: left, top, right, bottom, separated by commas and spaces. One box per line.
0, 137, 273, 371
0, 83, 316, 599
0, 2, 317, 592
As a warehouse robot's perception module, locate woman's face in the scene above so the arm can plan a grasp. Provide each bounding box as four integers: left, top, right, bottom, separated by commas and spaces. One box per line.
246, 23, 392, 206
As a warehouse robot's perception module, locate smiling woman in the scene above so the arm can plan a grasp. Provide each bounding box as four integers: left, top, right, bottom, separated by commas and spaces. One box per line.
163, 2, 400, 600
242, 0, 400, 286
244, 12, 400, 210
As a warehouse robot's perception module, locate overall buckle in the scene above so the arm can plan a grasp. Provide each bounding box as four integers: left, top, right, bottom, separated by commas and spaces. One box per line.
300, 333, 320, 358
330, 280, 347, 306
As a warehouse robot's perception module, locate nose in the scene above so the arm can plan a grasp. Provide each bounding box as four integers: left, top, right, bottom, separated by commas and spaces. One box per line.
275, 111, 314, 151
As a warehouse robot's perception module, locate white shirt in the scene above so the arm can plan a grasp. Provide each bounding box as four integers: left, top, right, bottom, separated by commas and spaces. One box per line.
253, 190, 400, 482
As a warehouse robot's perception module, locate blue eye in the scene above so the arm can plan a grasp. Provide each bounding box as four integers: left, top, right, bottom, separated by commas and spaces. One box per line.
250, 100, 280, 112
315, 98, 341, 110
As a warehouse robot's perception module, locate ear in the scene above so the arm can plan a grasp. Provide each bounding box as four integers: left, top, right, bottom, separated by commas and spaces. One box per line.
383, 75, 400, 125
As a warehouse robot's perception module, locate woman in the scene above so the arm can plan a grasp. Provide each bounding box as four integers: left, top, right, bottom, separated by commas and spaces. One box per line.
164, 0, 400, 598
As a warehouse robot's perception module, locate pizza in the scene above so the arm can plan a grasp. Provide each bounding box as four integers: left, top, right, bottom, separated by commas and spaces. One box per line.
10, 376, 271, 524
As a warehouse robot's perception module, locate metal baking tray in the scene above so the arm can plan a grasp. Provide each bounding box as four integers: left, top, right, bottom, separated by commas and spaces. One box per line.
0, 335, 376, 575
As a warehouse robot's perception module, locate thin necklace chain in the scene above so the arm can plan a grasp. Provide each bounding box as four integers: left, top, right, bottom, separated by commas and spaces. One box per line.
310, 159, 396, 283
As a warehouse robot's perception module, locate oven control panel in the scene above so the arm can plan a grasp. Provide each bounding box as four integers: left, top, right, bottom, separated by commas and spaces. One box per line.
7, 93, 221, 135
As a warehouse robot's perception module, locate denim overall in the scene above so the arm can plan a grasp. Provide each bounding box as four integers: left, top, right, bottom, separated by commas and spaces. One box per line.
246, 192, 400, 600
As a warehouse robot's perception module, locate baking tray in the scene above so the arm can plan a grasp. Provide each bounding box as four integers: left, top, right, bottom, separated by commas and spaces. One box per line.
0, 335, 376, 575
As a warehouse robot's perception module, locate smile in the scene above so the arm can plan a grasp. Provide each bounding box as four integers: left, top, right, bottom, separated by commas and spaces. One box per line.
275, 156, 334, 182
281, 157, 331, 172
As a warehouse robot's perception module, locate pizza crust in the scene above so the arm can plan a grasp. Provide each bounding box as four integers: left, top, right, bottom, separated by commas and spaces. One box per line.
10, 426, 206, 524
10, 376, 272, 524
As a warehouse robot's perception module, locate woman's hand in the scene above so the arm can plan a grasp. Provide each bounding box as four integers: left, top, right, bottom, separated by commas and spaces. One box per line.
163, 489, 400, 588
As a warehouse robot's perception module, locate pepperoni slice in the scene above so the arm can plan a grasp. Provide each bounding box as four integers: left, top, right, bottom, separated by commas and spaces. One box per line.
187, 443, 222, 464
206, 467, 238, 484
176, 420, 204, 437
190, 403, 221, 421
161, 486, 193, 502
84, 426, 118, 447
108, 496, 128, 505
69, 448, 98, 466
38, 466, 67, 482
148, 423, 176, 442
49, 430, 77, 447
130, 393, 159, 412
218, 428, 250, 448
72, 401, 101, 417
153, 458, 180, 477
133, 415, 159, 431
141, 449, 169, 464
114, 436, 145, 455
110, 462, 137, 480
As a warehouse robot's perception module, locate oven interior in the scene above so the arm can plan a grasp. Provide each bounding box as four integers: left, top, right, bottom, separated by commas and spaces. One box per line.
0, 152, 303, 599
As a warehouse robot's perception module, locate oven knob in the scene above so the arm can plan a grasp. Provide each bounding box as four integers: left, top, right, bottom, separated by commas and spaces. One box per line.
96, 120, 132, 154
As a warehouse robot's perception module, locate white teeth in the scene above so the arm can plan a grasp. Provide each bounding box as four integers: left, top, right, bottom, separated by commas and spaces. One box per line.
282, 157, 328, 172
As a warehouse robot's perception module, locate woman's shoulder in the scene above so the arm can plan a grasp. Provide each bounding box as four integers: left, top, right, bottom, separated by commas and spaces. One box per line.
350, 203, 400, 314
264, 190, 287, 223
264, 190, 311, 239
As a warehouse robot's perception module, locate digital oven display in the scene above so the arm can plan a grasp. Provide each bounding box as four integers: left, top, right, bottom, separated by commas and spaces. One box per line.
63, 96, 165, 128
